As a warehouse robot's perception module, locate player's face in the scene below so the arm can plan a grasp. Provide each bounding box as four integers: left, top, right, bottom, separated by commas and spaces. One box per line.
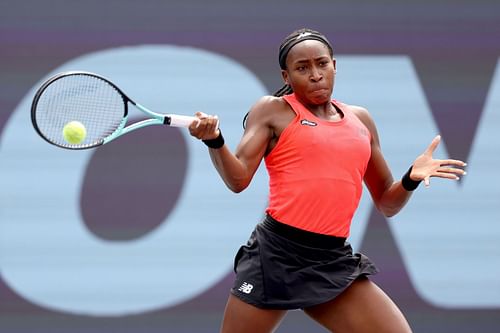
282, 40, 336, 105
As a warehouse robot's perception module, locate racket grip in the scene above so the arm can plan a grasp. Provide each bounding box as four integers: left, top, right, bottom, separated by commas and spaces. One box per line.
165, 114, 199, 128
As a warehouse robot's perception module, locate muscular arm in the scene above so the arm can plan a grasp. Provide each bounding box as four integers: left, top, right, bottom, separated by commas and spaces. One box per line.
353, 106, 466, 217
208, 113, 271, 192
364, 142, 413, 217
352, 106, 413, 217
189, 96, 275, 193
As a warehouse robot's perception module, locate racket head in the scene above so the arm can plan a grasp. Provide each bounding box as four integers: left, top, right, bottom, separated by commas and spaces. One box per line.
31, 71, 130, 150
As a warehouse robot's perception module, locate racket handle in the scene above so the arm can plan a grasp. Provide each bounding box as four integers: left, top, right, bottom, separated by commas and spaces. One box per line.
165, 114, 199, 128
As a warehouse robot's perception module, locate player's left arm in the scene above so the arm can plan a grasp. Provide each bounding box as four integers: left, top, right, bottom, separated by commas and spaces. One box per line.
351, 105, 466, 217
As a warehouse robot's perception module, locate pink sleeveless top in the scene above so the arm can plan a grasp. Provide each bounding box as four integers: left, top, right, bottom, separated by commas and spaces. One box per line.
264, 93, 372, 237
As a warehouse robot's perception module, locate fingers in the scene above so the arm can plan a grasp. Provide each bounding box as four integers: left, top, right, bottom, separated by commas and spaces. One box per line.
424, 134, 441, 155
189, 112, 220, 140
423, 166, 467, 188
434, 160, 468, 180
440, 159, 467, 167
435, 171, 463, 180
423, 172, 459, 188
437, 166, 467, 177
415, 135, 469, 188
424, 176, 430, 187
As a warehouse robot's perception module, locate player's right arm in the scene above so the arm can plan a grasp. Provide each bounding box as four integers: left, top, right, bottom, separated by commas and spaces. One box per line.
189, 96, 275, 193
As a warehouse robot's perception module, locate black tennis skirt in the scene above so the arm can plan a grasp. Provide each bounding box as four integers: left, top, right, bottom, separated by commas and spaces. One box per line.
230, 214, 379, 309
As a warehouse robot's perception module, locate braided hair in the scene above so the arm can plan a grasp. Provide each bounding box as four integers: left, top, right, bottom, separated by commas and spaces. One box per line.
243, 28, 334, 128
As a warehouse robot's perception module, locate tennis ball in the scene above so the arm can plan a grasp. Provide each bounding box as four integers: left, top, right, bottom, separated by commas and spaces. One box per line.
63, 121, 87, 144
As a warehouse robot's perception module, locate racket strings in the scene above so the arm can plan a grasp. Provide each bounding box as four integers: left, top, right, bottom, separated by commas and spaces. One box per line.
34, 74, 126, 148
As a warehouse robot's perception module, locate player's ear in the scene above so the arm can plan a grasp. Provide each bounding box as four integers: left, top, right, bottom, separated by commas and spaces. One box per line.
281, 70, 289, 85
332, 58, 337, 73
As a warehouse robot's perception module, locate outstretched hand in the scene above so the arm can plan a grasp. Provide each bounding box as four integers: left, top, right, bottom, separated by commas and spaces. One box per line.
410, 135, 467, 187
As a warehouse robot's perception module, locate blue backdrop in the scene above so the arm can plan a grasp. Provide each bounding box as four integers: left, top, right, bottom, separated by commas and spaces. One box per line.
1, 0, 499, 332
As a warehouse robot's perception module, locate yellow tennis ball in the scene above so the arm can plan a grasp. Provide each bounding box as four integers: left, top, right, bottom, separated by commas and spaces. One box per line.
63, 121, 87, 144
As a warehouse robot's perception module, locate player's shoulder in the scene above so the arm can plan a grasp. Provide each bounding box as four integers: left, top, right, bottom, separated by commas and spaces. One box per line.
253, 95, 287, 110
337, 101, 369, 117
338, 101, 377, 133
338, 102, 371, 122
244, 95, 290, 129
248, 95, 288, 118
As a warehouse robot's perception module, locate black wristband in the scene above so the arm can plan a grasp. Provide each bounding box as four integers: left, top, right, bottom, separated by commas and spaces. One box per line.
401, 166, 421, 191
202, 130, 224, 149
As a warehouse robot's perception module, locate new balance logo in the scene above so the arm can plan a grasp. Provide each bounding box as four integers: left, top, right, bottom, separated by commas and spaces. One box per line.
301, 119, 317, 126
238, 282, 254, 294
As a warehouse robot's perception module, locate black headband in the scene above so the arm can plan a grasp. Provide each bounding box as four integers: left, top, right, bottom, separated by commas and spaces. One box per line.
278, 31, 333, 70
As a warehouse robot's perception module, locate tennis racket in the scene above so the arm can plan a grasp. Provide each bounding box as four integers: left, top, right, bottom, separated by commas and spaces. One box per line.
31, 71, 199, 150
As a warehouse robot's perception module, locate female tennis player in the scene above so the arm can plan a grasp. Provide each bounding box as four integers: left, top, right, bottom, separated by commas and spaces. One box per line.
189, 28, 466, 333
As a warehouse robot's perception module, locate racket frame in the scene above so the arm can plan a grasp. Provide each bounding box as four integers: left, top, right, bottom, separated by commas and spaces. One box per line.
31, 71, 197, 149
